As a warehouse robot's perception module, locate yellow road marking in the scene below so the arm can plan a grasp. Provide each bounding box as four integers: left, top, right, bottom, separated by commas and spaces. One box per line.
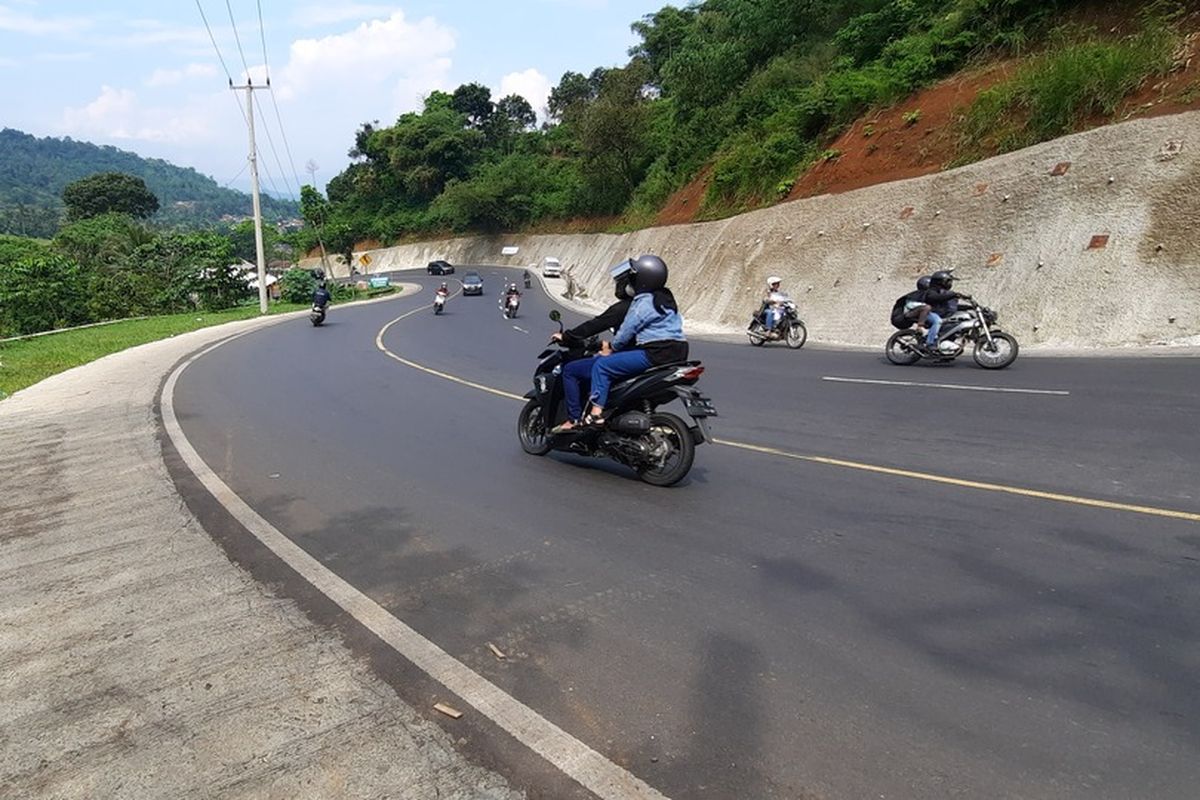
375, 310, 1200, 524
713, 439, 1200, 523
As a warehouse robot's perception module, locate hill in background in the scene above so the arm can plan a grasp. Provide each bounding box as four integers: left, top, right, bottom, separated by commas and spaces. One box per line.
0, 128, 298, 238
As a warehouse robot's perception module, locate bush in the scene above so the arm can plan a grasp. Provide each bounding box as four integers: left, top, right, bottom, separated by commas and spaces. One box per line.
279, 267, 317, 304
0, 255, 94, 336
960, 16, 1178, 155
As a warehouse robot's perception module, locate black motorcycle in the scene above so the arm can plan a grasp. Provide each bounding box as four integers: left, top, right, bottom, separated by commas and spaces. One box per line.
517, 311, 718, 486
310, 304, 327, 326
747, 292, 807, 349
886, 297, 1018, 369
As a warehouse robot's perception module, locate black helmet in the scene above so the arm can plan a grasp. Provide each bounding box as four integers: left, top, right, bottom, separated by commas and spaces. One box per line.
917, 276, 931, 291
930, 270, 954, 288
629, 254, 668, 293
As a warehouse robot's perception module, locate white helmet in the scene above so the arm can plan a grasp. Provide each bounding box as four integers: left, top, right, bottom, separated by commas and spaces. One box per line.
766, 276, 782, 288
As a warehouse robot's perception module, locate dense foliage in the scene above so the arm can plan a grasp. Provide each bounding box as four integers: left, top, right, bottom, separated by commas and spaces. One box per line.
63, 172, 160, 221
304, 0, 1184, 240
0, 213, 252, 337
0, 128, 299, 237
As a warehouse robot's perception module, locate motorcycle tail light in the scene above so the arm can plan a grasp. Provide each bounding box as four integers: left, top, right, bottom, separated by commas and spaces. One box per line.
674, 365, 705, 381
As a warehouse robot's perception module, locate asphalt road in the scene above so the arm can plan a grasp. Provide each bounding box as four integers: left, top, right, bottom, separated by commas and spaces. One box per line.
172, 268, 1200, 799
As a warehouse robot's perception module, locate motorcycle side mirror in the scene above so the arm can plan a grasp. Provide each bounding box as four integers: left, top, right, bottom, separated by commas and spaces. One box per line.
548, 310, 561, 322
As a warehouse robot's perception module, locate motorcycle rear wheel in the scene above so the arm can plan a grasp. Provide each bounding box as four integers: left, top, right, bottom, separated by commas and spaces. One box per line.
886, 330, 922, 365
636, 412, 695, 487
973, 332, 1019, 369
517, 399, 554, 455
786, 321, 807, 349
747, 321, 766, 347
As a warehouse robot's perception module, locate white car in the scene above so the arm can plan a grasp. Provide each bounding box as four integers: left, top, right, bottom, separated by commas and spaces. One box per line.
541, 257, 562, 278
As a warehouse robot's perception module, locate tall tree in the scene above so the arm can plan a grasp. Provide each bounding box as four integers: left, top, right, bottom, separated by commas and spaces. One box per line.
450, 83, 495, 129
61, 172, 160, 221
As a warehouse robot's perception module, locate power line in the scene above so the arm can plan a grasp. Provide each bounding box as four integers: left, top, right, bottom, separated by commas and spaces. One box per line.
256, 0, 305, 198
224, 0, 252, 78
252, 92, 293, 200
195, 0, 250, 131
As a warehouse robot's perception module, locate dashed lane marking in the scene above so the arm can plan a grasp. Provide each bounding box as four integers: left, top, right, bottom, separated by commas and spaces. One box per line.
822, 376, 1070, 396
375, 314, 1198, 524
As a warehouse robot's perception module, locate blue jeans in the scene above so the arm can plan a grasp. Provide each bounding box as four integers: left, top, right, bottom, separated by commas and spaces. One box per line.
561, 356, 597, 421
589, 350, 653, 410
764, 307, 779, 330
925, 312, 943, 346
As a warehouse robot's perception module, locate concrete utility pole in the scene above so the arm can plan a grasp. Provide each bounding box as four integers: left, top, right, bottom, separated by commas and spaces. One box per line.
232, 78, 270, 314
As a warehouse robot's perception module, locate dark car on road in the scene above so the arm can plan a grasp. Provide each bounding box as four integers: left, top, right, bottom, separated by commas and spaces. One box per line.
462, 271, 483, 295
427, 260, 454, 275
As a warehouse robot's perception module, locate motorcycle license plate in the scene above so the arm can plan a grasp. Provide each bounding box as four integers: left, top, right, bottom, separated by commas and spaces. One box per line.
683, 395, 718, 417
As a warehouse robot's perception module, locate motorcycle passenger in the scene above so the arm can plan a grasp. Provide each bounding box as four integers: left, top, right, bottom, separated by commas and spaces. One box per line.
312, 281, 332, 309
583, 254, 687, 427
922, 270, 961, 351
891, 276, 932, 330
551, 261, 637, 433
759, 276, 785, 331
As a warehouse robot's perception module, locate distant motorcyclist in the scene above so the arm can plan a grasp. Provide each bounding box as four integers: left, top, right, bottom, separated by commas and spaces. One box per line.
436, 281, 450, 297
312, 281, 332, 309
504, 282, 522, 300
758, 276, 785, 331
523, 270, 532, 288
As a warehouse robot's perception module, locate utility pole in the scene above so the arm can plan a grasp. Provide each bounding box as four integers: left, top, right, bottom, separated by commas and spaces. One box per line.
231, 78, 270, 314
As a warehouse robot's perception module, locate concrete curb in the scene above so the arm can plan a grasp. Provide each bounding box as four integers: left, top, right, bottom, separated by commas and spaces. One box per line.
0, 291, 522, 799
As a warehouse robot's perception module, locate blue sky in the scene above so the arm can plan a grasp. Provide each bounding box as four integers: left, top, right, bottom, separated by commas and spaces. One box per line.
0, 1, 665, 198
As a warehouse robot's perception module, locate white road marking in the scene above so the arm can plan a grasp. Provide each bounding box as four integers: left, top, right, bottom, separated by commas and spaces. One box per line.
822, 376, 1070, 396
163, 330, 667, 800
512, 325, 529, 334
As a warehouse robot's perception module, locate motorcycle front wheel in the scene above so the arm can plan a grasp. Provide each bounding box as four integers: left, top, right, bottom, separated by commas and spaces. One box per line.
786, 321, 808, 349
517, 399, 553, 455
886, 330, 922, 365
973, 332, 1019, 369
636, 412, 696, 487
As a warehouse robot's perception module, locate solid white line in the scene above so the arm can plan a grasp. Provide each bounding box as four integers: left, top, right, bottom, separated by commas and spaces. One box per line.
822, 376, 1070, 396
162, 331, 667, 800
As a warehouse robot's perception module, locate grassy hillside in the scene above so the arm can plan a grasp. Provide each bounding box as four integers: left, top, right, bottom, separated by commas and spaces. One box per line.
312, 0, 1198, 248
0, 128, 298, 238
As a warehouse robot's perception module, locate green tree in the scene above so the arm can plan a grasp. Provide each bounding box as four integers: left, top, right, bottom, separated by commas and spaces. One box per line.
450, 82, 495, 128
62, 172, 160, 221
0, 254, 94, 335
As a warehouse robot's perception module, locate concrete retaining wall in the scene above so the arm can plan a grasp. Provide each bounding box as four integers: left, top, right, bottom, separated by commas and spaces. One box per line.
311, 111, 1200, 348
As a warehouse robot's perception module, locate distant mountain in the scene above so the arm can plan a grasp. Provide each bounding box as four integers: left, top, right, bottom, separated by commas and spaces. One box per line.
0, 128, 299, 238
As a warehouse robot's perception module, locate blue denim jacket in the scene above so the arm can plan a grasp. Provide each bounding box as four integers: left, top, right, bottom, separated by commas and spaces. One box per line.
611, 292, 685, 351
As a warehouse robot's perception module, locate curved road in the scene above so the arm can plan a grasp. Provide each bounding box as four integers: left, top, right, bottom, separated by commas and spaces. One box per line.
168, 268, 1200, 799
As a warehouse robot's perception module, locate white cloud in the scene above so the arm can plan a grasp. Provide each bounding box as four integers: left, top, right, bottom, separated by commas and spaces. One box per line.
0, 6, 92, 35
60, 85, 224, 144
277, 11, 456, 119
290, 4, 400, 28
145, 62, 218, 88
499, 68, 552, 123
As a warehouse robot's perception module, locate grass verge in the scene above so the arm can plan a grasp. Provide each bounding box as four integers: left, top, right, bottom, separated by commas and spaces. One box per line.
0, 287, 400, 400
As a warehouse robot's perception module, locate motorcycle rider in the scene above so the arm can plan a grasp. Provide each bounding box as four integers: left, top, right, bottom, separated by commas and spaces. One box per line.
551, 261, 637, 433
523, 270, 532, 288
312, 280, 332, 309
759, 276, 785, 332
921, 270, 962, 352
583, 254, 686, 427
